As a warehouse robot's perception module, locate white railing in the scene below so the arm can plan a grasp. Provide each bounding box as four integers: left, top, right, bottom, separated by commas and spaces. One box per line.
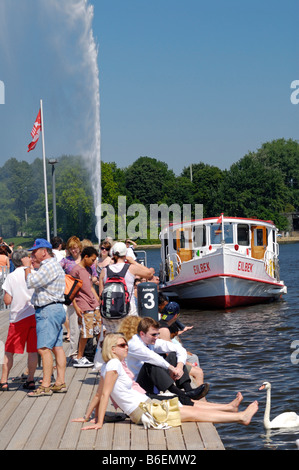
166, 253, 182, 281
264, 251, 280, 280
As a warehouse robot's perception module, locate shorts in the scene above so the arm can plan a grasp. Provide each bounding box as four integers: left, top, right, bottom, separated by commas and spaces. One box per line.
5, 315, 37, 354
79, 308, 101, 339
35, 303, 66, 349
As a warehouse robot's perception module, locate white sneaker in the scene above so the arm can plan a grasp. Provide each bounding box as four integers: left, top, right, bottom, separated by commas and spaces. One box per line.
73, 357, 94, 368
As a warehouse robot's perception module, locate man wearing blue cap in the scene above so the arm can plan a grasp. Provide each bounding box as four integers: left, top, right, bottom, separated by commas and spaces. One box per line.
22, 238, 67, 396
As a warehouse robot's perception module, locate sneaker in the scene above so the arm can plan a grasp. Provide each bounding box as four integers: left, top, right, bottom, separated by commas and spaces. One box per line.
73, 357, 94, 368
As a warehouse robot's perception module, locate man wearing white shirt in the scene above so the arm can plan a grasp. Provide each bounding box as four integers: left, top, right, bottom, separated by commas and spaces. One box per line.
0, 250, 38, 391
127, 317, 209, 403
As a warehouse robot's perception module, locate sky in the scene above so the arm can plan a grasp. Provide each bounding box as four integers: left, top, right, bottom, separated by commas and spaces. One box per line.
0, 0, 298, 177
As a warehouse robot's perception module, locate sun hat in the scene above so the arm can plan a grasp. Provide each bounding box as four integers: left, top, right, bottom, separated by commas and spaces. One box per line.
112, 242, 127, 257
28, 238, 52, 251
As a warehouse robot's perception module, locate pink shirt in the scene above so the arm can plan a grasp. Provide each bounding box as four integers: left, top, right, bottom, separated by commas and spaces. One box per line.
70, 264, 99, 312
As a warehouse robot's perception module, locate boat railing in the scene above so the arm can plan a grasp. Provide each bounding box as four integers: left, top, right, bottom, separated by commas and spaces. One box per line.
166, 253, 181, 281
264, 250, 280, 280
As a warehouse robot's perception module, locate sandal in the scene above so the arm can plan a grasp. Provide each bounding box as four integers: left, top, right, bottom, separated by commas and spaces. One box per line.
50, 383, 67, 393
27, 385, 53, 397
0, 382, 9, 391
23, 380, 35, 390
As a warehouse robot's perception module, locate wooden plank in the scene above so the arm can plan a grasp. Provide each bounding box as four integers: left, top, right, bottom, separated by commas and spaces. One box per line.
0, 390, 42, 449
148, 428, 167, 450
131, 423, 149, 450
41, 367, 87, 450
6, 394, 49, 450
94, 422, 114, 450
197, 422, 225, 450
112, 420, 131, 450
181, 422, 205, 450
0, 308, 225, 450
165, 426, 185, 450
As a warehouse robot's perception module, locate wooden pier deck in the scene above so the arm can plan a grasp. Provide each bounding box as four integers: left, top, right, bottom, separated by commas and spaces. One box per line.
0, 308, 224, 451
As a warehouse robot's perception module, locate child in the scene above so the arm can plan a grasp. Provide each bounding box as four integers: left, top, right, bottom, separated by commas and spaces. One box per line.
70, 246, 101, 368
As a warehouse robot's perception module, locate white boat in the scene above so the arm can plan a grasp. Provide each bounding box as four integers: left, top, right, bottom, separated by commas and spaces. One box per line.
159, 215, 287, 309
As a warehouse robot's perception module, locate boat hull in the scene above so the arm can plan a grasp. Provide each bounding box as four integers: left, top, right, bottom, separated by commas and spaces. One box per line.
161, 275, 286, 309
160, 247, 287, 309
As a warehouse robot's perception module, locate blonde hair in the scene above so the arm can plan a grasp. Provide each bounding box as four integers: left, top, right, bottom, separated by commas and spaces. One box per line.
101, 333, 126, 363
118, 316, 142, 341
81, 239, 94, 250
66, 236, 82, 252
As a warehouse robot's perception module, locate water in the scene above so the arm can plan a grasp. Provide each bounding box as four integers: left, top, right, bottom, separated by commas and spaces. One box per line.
145, 243, 299, 450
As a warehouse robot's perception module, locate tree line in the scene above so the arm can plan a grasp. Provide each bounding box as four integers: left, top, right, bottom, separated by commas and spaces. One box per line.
0, 138, 298, 243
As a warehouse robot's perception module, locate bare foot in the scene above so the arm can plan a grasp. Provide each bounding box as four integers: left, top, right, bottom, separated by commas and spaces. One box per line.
240, 401, 259, 425
71, 417, 96, 424
81, 423, 102, 431
72, 417, 86, 423
230, 392, 243, 411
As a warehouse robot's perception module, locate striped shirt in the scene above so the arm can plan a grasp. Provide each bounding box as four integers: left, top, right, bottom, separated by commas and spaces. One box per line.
26, 257, 65, 307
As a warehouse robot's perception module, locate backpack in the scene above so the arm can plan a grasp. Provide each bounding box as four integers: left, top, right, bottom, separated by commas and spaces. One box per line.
101, 264, 130, 320
64, 274, 83, 305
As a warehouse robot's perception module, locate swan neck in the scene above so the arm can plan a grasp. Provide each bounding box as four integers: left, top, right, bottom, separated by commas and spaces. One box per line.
263, 387, 272, 429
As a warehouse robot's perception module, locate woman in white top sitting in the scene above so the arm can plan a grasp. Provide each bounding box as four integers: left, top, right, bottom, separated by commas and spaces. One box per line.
72, 333, 259, 430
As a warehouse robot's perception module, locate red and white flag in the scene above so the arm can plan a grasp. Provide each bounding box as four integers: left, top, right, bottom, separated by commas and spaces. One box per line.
27, 109, 41, 152
216, 213, 223, 224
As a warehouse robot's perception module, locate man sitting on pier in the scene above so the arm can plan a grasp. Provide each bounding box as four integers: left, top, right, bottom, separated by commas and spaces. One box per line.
127, 317, 209, 405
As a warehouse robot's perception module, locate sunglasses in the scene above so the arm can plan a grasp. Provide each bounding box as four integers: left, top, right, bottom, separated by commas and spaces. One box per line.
149, 333, 159, 338
100, 247, 108, 251
115, 342, 128, 349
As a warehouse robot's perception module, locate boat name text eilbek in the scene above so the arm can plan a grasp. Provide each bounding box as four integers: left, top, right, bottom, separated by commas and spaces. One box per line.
238, 261, 253, 273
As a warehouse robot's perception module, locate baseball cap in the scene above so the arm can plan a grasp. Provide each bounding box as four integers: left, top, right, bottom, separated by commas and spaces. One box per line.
161, 301, 186, 330
28, 238, 52, 251
112, 242, 127, 257
161, 301, 180, 320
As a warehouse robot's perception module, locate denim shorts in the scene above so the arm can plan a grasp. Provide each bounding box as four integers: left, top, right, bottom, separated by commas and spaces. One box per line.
35, 303, 66, 349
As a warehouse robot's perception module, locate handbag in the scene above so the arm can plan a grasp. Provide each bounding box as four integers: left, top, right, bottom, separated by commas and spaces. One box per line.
139, 397, 181, 429
64, 274, 83, 305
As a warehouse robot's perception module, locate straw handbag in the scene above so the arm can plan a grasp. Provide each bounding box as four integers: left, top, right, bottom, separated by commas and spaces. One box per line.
139, 397, 181, 429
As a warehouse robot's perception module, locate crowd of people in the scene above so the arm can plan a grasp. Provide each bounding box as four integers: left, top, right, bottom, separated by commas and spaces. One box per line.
0, 235, 259, 429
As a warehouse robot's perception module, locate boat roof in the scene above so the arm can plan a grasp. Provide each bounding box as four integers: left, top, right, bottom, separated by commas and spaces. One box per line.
160, 216, 276, 233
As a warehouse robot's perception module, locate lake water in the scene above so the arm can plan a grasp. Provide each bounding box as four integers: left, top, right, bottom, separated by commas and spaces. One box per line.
144, 243, 299, 450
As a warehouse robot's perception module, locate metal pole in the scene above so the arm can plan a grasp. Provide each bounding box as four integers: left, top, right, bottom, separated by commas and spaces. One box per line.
40, 99, 50, 241
48, 159, 58, 237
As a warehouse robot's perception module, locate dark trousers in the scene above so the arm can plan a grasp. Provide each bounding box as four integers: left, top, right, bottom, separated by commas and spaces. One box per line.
136, 352, 191, 394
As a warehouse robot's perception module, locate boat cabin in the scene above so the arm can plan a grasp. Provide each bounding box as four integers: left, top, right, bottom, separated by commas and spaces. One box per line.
160, 217, 280, 282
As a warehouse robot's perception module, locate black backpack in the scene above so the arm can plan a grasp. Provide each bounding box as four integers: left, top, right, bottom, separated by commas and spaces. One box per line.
101, 264, 131, 320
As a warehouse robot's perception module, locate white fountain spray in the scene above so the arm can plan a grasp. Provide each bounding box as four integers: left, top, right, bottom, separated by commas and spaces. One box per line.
45, 0, 101, 240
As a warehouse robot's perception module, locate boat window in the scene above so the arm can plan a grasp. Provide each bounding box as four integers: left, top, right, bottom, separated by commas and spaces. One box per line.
255, 229, 264, 246
237, 224, 249, 246
210, 223, 233, 244
193, 225, 206, 247
210, 224, 222, 244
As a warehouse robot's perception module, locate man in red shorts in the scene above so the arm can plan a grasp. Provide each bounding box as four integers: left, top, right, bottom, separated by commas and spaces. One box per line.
0, 249, 38, 391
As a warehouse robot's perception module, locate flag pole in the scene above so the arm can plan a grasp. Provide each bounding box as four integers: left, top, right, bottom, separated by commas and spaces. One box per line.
40, 99, 50, 242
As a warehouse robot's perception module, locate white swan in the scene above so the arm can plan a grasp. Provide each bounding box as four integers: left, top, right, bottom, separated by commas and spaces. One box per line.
259, 381, 299, 429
